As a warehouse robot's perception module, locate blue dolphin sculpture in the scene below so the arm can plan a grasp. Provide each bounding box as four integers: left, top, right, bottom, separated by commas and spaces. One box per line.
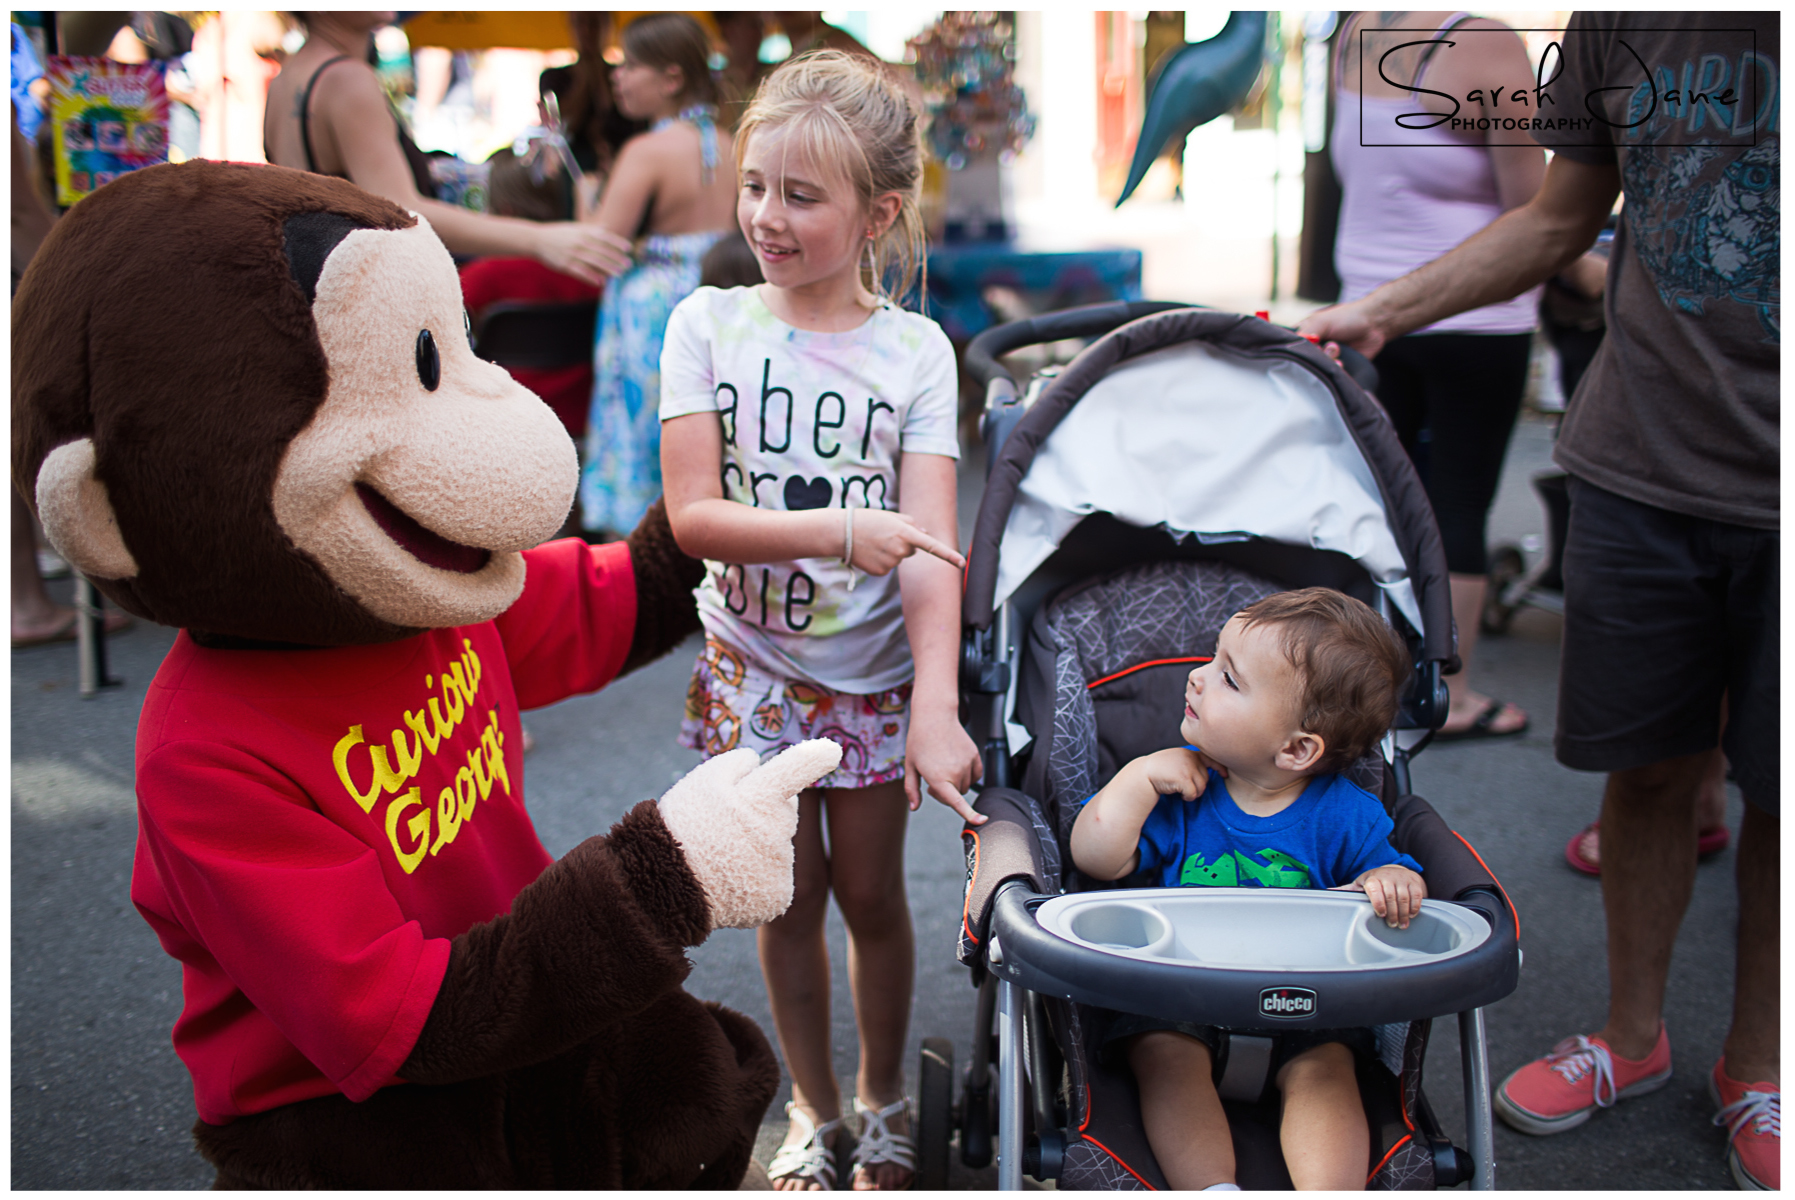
1116, 11, 1268, 207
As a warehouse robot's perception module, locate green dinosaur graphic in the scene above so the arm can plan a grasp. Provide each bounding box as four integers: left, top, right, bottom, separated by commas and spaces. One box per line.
1179, 848, 1312, 888
1179, 851, 1237, 886
1235, 847, 1312, 888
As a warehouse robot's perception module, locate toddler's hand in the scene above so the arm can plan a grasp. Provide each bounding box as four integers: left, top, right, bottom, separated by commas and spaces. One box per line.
1341, 864, 1426, 928
846, 508, 965, 575
1139, 747, 1213, 802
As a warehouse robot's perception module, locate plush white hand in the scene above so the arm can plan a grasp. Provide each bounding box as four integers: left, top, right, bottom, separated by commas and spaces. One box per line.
657, 739, 842, 929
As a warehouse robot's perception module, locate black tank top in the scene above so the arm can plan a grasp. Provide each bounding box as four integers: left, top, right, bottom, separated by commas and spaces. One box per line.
280, 54, 438, 198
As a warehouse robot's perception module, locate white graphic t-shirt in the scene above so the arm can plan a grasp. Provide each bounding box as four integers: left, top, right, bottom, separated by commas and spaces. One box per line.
659, 285, 960, 692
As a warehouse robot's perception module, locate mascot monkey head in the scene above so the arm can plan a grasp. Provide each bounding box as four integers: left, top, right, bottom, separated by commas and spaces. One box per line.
12, 161, 576, 646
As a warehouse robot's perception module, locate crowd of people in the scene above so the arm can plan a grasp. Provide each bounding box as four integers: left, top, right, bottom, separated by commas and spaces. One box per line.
1303, 12, 1778, 1190
11, 9, 1777, 1193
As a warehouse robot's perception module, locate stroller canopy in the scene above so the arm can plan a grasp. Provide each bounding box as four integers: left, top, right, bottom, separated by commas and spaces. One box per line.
967, 310, 1452, 664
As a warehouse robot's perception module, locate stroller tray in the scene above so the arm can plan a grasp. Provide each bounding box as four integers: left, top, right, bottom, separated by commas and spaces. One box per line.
987, 883, 1515, 1028
1036, 887, 1489, 972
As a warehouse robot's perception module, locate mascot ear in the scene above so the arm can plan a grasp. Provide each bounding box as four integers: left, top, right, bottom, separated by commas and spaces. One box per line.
35, 439, 140, 581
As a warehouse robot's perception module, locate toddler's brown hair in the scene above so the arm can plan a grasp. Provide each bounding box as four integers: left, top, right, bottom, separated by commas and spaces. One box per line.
484, 146, 570, 223
1234, 588, 1410, 773
699, 232, 764, 289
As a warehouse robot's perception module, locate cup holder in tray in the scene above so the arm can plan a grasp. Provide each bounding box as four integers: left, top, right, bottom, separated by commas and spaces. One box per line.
1037, 888, 1490, 971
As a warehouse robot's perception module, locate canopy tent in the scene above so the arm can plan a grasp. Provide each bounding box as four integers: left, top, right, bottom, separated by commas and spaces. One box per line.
400, 12, 575, 52
401, 11, 720, 52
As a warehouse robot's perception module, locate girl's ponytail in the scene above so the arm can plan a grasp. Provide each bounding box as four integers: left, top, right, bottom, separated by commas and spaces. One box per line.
735, 51, 927, 304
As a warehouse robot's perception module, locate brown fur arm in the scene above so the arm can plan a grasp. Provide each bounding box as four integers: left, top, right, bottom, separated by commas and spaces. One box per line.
400, 799, 710, 1085
620, 497, 705, 676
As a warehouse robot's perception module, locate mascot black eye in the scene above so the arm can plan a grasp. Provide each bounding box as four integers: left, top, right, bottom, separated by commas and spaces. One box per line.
415, 329, 441, 392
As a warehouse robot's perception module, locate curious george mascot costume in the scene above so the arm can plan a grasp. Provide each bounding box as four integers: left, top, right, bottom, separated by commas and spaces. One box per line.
12, 161, 842, 1189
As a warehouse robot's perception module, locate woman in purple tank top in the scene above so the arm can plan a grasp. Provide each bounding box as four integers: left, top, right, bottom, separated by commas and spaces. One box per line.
1331, 12, 1544, 740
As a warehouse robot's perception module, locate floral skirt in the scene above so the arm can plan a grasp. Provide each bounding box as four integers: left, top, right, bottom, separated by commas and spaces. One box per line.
679, 636, 912, 791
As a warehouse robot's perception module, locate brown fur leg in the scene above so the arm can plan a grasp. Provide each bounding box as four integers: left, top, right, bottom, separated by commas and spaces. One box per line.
552, 994, 780, 1188
192, 1074, 512, 1189
194, 991, 778, 1188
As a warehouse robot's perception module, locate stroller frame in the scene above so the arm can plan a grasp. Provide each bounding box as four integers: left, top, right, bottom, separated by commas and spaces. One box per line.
933, 303, 1519, 1191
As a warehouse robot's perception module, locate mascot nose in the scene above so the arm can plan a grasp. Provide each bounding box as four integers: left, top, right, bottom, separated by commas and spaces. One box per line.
371, 367, 578, 556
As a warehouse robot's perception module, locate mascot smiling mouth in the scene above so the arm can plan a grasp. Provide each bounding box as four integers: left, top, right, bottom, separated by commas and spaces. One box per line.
356, 482, 491, 574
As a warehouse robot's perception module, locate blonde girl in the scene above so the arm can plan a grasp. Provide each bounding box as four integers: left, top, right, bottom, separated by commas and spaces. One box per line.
659, 51, 984, 1192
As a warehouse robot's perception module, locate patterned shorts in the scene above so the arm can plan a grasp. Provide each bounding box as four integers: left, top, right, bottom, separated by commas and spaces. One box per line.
679, 636, 912, 791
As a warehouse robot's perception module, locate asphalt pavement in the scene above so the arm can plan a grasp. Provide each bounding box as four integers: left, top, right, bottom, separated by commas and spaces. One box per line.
11, 412, 1750, 1189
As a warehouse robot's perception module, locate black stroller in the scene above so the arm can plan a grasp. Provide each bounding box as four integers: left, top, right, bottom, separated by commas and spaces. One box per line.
914, 304, 1521, 1190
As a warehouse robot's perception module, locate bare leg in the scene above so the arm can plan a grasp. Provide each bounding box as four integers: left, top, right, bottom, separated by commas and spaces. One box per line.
1441, 573, 1527, 734
1696, 746, 1730, 832
1277, 1042, 1368, 1191
1128, 1030, 1235, 1189
12, 491, 73, 642
760, 790, 842, 1190
1697, 698, 1730, 833
823, 781, 916, 1191
1594, 753, 1708, 1060
1574, 744, 1731, 870
1722, 803, 1779, 1084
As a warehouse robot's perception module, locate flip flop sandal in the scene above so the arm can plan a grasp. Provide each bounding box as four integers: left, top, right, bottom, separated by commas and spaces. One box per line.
851, 1096, 915, 1190
12, 611, 80, 650
1434, 698, 1529, 742
13, 607, 135, 649
769, 1102, 844, 1191
1564, 821, 1732, 876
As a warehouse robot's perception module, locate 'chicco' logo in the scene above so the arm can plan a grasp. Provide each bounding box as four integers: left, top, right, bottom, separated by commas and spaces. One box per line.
1259, 987, 1317, 1019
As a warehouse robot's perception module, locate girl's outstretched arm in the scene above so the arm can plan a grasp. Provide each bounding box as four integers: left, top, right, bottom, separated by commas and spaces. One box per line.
661, 412, 965, 571
896, 452, 984, 824
315, 58, 630, 283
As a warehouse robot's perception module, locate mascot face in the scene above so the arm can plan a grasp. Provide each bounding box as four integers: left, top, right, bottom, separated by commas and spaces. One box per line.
13, 162, 577, 644
271, 219, 571, 630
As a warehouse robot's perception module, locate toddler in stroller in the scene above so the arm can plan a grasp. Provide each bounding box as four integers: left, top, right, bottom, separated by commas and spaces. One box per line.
919, 302, 1521, 1191
1071, 588, 1425, 1189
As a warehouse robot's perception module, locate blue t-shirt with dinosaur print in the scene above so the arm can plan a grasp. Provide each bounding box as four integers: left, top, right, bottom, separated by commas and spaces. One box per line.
1108, 768, 1421, 890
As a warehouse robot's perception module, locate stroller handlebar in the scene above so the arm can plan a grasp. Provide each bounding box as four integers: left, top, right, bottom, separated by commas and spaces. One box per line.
964, 301, 1382, 397
965, 301, 1192, 387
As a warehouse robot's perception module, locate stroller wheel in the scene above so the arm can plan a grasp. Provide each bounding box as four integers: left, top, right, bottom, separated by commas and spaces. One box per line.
1482, 545, 1526, 635
917, 1038, 955, 1190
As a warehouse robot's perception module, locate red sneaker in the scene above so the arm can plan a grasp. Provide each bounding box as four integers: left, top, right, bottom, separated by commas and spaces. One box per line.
1711, 1059, 1779, 1190
1494, 1028, 1672, 1135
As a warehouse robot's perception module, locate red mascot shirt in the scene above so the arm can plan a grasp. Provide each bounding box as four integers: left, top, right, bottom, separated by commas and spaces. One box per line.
130, 538, 635, 1125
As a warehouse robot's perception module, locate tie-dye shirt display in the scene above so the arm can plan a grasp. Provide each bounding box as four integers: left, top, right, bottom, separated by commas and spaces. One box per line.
660, 285, 960, 692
